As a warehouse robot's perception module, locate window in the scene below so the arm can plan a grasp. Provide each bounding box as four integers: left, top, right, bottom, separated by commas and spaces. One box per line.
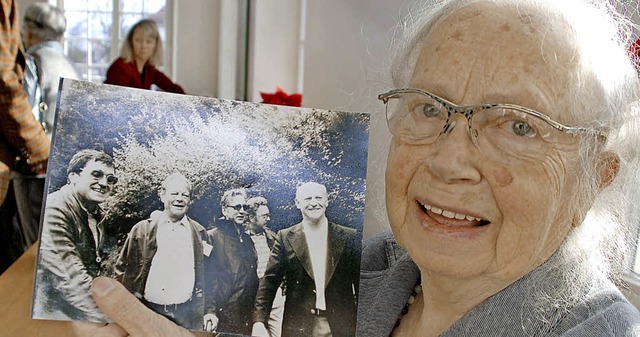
49, 0, 171, 82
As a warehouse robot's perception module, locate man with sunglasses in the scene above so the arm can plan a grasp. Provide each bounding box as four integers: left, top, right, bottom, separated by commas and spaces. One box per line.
203, 187, 258, 335
34, 149, 116, 321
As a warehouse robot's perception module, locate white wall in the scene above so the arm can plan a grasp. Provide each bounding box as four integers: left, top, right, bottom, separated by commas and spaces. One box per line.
248, 0, 301, 102
173, 0, 219, 97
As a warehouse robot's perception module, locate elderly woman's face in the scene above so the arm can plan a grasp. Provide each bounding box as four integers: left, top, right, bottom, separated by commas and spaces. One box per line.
386, 3, 583, 283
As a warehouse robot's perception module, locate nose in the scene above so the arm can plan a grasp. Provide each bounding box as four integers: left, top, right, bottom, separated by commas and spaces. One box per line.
425, 114, 482, 185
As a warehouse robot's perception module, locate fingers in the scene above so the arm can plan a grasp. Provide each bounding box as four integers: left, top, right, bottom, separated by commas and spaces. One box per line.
202, 313, 218, 332
90, 277, 195, 337
251, 322, 270, 337
71, 321, 127, 337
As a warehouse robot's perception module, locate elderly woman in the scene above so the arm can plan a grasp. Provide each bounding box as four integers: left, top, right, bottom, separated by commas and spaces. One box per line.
73, 0, 640, 336
358, 0, 640, 334
22, 2, 80, 136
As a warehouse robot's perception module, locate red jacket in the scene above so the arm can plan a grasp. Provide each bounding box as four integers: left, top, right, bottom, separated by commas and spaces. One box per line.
104, 57, 185, 94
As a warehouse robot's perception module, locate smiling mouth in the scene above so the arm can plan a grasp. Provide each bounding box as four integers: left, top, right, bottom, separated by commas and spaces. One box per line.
91, 187, 107, 194
418, 201, 490, 227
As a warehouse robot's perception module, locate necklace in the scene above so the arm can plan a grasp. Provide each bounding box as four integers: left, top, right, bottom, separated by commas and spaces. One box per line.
394, 283, 423, 329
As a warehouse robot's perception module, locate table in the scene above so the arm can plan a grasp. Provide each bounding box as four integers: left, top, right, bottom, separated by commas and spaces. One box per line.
0, 244, 74, 337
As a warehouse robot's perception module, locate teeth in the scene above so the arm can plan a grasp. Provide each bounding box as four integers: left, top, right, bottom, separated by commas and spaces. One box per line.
421, 202, 484, 222
442, 210, 455, 218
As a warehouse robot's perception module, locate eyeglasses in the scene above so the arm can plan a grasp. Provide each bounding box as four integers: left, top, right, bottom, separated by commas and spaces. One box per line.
88, 170, 118, 185
378, 88, 605, 159
228, 204, 248, 211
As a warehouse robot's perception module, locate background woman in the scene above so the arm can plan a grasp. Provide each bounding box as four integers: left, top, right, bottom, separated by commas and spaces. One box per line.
105, 19, 185, 94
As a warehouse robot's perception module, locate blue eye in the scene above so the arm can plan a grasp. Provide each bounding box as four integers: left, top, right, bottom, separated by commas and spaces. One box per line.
420, 103, 441, 117
511, 121, 533, 136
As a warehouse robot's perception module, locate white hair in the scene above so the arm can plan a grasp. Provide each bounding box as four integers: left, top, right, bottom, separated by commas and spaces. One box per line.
387, 0, 640, 332
23, 2, 67, 42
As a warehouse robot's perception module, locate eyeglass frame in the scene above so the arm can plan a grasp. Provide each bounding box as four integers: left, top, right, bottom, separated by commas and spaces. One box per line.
378, 88, 606, 145
87, 169, 119, 185
227, 203, 249, 211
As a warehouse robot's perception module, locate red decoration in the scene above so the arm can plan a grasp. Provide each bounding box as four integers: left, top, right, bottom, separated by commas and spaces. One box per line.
260, 86, 302, 107
629, 37, 640, 75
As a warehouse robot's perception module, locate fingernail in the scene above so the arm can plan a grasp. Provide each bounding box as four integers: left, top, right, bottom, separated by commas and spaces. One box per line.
92, 277, 115, 297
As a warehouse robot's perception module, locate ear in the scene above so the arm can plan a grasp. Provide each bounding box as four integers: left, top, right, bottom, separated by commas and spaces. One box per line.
597, 151, 620, 190
157, 188, 165, 201
68, 172, 79, 185
221, 206, 230, 219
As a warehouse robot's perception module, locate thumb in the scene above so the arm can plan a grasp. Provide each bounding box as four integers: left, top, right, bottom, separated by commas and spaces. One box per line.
91, 277, 195, 337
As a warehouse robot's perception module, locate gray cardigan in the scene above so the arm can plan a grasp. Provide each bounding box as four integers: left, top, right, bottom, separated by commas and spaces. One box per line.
356, 231, 640, 337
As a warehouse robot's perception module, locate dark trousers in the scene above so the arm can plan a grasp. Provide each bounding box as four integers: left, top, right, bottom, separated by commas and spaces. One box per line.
12, 173, 45, 246
0, 182, 28, 274
144, 297, 201, 331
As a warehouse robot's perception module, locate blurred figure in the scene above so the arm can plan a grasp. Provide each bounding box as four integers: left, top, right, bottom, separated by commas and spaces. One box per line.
22, 2, 80, 137
0, 0, 50, 273
15, 2, 78, 250
105, 19, 185, 94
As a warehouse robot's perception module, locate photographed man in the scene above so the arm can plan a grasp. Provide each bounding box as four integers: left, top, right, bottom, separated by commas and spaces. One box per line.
252, 182, 360, 337
204, 188, 259, 335
245, 196, 276, 277
34, 149, 115, 321
246, 196, 285, 337
114, 172, 212, 330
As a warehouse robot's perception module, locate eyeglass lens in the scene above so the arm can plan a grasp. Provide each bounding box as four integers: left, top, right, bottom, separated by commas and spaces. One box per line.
229, 204, 247, 211
89, 170, 118, 185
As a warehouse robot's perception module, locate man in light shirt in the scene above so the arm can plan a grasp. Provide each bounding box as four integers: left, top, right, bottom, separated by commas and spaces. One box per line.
114, 172, 213, 330
252, 182, 360, 337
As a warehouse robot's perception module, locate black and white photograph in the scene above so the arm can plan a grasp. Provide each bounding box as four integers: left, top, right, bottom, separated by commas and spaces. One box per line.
31, 79, 369, 336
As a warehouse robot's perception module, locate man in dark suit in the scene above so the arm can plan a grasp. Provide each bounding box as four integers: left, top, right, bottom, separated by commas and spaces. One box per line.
252, 182, 360, 337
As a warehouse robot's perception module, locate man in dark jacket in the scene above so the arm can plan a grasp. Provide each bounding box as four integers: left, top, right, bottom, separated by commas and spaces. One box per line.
252, 182, 360, 337
114, 172, 212, 331
33, 149, 115, 321
204, 187, 258, 335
